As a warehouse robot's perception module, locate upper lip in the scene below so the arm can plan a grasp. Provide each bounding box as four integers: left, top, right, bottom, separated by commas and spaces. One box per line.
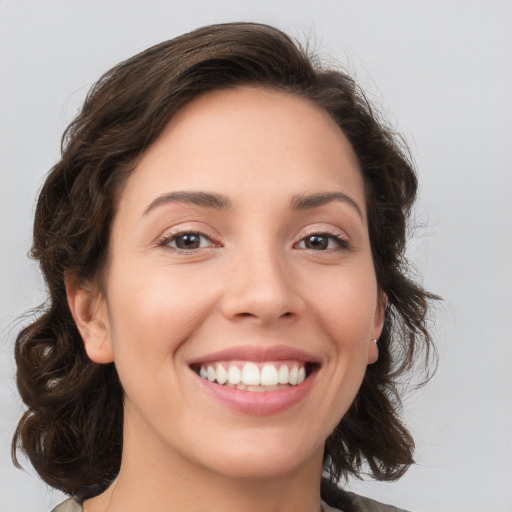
187, 345, 321, 366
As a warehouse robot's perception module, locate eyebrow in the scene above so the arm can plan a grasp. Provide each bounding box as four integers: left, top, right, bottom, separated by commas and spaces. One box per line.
143, 189, 363, 220
290, 191, 363, 220
143, 191, 232, 215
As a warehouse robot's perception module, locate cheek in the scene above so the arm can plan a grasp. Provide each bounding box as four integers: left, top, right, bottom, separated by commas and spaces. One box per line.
307, 266, 378, 340
105, 263, 217, 363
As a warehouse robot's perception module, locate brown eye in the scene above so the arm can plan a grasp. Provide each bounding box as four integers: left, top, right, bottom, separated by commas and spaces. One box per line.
174, 233, 201, 249
162, 232, 213, 251
297, 233, 348, 251
304, 235, 329, 250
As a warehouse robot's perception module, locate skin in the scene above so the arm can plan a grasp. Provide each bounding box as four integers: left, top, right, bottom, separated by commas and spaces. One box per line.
67, 87, 384, 512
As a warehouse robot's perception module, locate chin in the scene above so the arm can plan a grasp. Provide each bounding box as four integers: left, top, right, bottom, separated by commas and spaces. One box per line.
188, 427, 324, 481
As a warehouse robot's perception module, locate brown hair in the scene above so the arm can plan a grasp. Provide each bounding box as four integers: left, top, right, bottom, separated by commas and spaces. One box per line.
12, 22, 438, 495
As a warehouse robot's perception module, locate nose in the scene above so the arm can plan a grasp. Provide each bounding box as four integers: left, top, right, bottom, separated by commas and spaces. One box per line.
219, 245, 305, 326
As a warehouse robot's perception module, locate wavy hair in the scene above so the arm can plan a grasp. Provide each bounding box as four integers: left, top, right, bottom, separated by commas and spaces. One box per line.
12, 22, 438, 495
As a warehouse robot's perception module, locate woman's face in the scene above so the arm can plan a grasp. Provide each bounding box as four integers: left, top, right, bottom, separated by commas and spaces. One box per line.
84, 87, 384, 480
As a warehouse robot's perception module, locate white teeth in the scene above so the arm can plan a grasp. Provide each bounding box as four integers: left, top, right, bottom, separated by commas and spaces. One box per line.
197, 361, 309, 389
260, 364, 278, 386
227, 365, 242, 385
247, 385, 267, 392
207, 366, 216, 382
241, 362, 260, 385
216, 363, 228, 384
277, 364, 289, 384
289, 365, 299, 385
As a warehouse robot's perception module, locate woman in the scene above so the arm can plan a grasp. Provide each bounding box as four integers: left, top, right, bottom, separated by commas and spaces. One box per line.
12, 22, 437, 512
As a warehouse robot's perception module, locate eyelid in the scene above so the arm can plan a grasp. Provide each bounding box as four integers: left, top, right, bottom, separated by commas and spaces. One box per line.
156, 225, 221, 253
294, 227, 351, 251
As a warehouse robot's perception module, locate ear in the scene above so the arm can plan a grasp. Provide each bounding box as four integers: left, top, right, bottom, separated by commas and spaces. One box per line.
367, 291, 387, 365
65, 273, 114, 364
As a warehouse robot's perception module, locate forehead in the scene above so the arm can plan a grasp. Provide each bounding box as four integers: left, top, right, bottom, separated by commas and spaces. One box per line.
117, 86, 365, 217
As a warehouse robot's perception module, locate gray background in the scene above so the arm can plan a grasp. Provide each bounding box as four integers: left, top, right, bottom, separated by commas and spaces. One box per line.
1, 1, 511, 511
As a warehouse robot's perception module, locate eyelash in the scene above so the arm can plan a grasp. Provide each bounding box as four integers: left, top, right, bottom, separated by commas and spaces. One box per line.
157, 231, 218, 253
295, 231, 350, 252
157, 230, 350, 254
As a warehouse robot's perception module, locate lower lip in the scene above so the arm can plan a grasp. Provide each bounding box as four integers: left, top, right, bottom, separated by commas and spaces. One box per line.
194, 371, 317, 415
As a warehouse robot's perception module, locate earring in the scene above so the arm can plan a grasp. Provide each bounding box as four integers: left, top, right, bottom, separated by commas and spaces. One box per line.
369, 338, 379, 364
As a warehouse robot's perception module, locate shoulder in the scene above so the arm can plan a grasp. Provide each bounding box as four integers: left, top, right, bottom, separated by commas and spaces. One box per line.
340, 492, 410, 512
50, 498, 83, 512
321, 479, 411, 512
51, 482, 409, 512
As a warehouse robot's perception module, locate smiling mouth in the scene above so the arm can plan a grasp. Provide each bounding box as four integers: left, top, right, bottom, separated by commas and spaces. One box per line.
191, 361, 320, 392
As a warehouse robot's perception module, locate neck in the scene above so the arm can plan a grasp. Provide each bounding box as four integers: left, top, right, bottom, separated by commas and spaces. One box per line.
86, 460, 323, 512
84, 416, 324, 512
